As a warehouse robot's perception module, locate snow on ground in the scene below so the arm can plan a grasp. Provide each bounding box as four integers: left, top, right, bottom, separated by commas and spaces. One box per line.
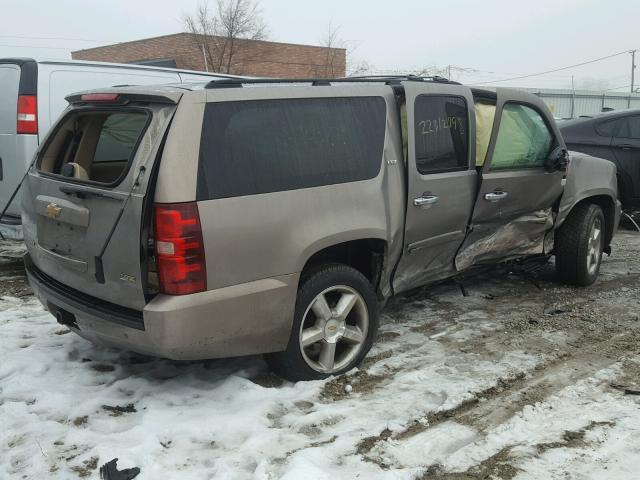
372, 366, 640, 479
0, 295, 537, 480
1, 232, 639, 479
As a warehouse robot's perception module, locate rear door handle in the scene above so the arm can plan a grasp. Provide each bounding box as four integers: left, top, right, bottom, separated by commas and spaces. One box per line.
414, 195, 439, 207
484, 191, 509, 202
614, 143, 633, 150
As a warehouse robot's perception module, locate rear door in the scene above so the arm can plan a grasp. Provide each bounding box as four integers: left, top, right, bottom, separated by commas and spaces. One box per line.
21, 94, 180, 310
456, 88, 565, 270
561, 118, 617, 162
0, 63, 21, 218
611, 115, 640, 202
392, 81, 477, 293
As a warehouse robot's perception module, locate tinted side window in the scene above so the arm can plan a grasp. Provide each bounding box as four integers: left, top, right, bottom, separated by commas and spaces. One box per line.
414, 95, 469, 174
595, 118, 623, 137
197, 97, 386, 199
490, 103, 554, 171
618, 116, 640, 139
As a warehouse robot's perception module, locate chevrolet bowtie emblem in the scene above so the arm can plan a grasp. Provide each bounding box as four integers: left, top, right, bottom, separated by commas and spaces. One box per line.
46, 203, 62, 219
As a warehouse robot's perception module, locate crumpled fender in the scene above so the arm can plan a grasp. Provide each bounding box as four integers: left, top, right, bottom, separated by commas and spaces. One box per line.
555, 152, 620, 233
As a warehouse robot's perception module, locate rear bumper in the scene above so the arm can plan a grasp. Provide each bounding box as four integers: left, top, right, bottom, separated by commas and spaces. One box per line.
25, 255, 299, 360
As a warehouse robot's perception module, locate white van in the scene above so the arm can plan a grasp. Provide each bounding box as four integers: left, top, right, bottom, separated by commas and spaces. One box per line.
0, 58, 237, 238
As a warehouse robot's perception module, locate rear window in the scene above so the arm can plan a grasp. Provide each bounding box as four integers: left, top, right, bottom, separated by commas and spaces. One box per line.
197, 97, 386, 200
38, 109, 149, 185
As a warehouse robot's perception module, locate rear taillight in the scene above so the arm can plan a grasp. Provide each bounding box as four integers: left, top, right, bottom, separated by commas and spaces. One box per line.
17, 95, 37, 134
154, 202, 206, 295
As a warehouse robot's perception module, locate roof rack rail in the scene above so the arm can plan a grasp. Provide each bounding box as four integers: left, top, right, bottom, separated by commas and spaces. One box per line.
204, 75, 460, 89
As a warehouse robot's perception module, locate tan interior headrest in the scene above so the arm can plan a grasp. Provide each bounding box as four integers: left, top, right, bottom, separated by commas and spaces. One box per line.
66, 162, 89, 180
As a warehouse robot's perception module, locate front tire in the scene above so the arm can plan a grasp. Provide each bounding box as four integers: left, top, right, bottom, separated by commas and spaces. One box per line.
265, 264, 379, 381
555, 203, 605, 286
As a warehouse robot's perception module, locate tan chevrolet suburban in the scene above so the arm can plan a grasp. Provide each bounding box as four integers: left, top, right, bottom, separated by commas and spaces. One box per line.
21, 76, 621, 380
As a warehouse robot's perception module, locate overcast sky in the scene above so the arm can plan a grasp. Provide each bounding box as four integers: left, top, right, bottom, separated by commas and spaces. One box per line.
1, 0, 637, 91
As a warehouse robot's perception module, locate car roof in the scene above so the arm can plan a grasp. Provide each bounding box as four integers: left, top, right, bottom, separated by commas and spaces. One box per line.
561, 108, 640, 128
69, 75, 462, 98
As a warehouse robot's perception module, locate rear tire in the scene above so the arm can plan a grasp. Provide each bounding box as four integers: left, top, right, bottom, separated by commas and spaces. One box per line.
555, 204, 605, 286
265, 264, 379, 381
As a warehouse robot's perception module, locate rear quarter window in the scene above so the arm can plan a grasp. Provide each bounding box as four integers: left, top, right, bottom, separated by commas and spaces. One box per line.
197, 97, 387, 199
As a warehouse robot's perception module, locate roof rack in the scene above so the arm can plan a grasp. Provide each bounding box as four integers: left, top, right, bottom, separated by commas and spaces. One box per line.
205, 75, 460, 89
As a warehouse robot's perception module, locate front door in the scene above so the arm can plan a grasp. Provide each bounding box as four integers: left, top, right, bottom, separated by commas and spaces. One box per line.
455, 88, 566, 270
392, 81, 478, 294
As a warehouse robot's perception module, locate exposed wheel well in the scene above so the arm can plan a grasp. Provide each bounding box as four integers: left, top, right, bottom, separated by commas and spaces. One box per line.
616, 174, 628, 206
301, 239, 387, 288
568, 195, 616, 250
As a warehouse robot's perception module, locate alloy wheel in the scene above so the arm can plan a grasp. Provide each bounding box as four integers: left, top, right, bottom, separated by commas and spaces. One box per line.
298, 285, 369, 374
587, 217, 603, 275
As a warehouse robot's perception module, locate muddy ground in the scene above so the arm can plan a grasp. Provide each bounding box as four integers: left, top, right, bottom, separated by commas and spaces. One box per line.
1, 229, 639, 479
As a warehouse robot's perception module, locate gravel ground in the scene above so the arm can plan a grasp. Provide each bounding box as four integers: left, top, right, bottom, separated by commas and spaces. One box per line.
1, 230, 639, 479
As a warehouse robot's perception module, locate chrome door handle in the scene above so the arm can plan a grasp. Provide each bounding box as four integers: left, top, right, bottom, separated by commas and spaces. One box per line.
414, 195, 439, 207
484, 191, 509, 202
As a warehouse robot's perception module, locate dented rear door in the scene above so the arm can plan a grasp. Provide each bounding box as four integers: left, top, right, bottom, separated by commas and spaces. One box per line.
392, 81, 477, 294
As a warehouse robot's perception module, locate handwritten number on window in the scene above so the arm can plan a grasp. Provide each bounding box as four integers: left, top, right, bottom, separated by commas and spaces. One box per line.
418, 116, 462, 136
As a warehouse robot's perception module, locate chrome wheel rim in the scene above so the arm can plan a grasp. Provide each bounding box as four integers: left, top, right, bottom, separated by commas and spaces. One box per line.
299, 285, 369, 374
587, 217, 603, 275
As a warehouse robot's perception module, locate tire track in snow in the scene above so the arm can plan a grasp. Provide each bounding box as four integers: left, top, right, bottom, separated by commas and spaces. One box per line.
356, 331, 625, 456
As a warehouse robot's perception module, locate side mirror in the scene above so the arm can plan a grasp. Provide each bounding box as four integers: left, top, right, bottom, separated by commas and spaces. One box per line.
546, 147, 569, 172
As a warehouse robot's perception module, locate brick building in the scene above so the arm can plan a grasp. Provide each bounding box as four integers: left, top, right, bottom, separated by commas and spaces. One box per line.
71, 33, 346, 78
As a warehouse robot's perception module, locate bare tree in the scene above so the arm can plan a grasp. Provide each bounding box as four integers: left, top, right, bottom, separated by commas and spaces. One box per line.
318, 23, 376, 78
317, 22, 347, 78
184, 0, 268, 74
347, 59, 374, 77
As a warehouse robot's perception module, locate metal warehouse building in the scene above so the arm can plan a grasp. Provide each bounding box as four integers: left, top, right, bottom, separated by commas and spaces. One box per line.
506, 87, 640, 119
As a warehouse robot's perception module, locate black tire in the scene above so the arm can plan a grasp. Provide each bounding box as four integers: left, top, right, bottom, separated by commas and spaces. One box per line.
265, 264, 379, 381
555, 203, 605, 286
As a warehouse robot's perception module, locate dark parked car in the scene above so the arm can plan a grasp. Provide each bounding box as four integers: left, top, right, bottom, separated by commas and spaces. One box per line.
560, 110, 640, 208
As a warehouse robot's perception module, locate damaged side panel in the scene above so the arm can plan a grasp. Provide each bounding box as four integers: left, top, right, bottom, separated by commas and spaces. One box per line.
455, 208, 553, 271
555, 152, 620, 243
